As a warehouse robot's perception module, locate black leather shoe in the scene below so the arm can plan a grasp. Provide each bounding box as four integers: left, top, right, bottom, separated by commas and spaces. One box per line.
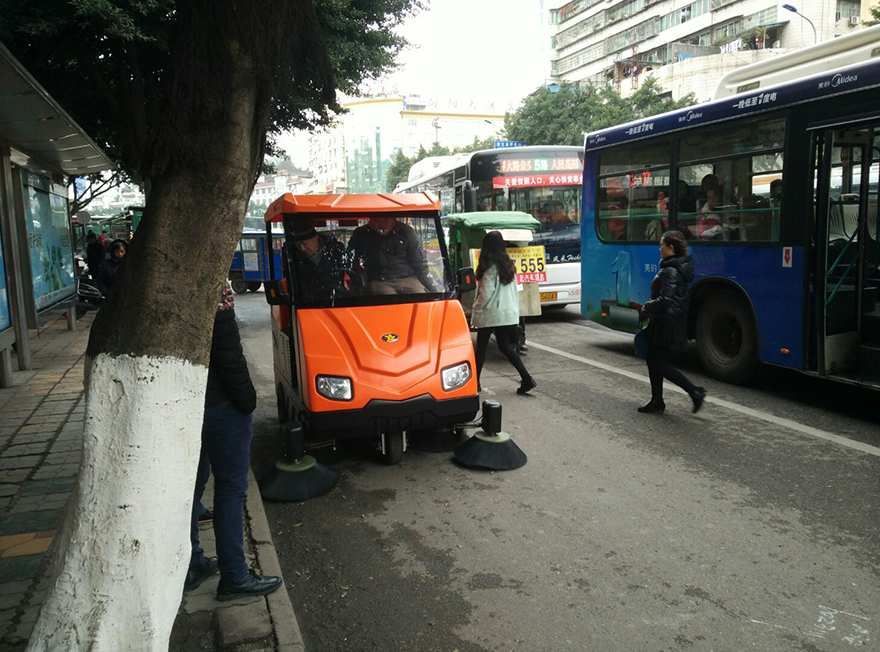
637, 400, 666, 414
517, 377, 537, 394
690, 387, 707, 413
217, 569, 283, 602
185, 556, 219, 592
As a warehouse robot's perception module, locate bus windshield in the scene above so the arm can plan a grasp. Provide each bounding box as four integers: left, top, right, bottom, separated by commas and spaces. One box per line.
395, 146, 584, 306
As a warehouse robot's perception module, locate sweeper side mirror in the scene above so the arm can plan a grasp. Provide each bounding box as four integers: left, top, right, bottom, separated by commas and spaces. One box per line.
457, 266, 476, 294
264, 279, 290, 305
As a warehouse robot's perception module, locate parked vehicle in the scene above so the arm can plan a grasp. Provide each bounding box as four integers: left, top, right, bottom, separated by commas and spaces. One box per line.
75, 275, 103, 315
446, 211, 543, 318
228, 229, 282, 293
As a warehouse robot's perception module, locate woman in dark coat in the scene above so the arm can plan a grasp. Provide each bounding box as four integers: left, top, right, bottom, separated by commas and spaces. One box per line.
95, 239, 127, 295
638, 230, 706, 414
186, 286, 282, 600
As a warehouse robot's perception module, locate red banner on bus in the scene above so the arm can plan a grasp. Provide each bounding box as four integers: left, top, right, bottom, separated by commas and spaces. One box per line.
493, 174, 583, 188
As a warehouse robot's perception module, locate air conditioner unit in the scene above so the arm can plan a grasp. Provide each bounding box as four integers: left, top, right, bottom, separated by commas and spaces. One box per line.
850, 15, 860, 25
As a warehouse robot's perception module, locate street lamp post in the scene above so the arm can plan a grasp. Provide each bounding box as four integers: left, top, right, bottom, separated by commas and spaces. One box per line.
431, 117, 441, 144
782, 4, 817, 45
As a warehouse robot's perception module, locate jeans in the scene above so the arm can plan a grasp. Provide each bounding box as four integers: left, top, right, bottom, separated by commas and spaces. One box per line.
474, 325, 530, 383
646, 343, 697, 401
191, 403, 252, 583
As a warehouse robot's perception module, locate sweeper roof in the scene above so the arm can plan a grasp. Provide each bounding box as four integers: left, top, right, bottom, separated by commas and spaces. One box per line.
264, 192, 441, 223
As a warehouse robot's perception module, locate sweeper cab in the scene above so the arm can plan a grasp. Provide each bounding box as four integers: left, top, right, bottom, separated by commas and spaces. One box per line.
261, 193, 480, 485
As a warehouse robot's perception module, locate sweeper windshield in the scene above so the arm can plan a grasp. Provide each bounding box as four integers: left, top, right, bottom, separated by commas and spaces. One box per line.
266, 193, 455, 309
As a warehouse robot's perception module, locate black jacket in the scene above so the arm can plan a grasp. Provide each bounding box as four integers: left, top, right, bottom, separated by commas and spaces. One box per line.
294, 235, 346, 298
644, 254, 694, 348
347, 221, 435, 290
205, 309, 257, 414
86, 242, 106, 277
96, 256, 123, 296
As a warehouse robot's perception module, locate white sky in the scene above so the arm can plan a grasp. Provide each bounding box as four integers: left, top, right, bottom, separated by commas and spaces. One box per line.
384, 0, 547, 105
277, 0, 547, 167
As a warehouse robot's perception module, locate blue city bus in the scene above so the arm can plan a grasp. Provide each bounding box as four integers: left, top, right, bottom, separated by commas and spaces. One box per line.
581, 59, 880, 388
228, 229, 282, 293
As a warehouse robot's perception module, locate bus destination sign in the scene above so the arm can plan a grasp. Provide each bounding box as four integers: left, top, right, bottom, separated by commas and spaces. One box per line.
493, 173, 583, 189
500, 158, 581, 173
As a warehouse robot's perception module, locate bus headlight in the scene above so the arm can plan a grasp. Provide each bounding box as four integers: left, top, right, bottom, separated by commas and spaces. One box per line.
441, 362, 472, 391
316, 375, 353, 401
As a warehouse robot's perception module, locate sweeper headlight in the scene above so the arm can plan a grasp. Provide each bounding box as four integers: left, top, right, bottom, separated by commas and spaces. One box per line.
316, 375, 353, 401
441, 361, 472, 391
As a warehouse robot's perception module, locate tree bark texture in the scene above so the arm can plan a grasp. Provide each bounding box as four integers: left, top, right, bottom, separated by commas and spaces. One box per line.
29, 5, 268, 648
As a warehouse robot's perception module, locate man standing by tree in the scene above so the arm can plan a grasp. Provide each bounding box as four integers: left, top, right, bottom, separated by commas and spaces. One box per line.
85, 231, 106, 278
0, 1, 423, 649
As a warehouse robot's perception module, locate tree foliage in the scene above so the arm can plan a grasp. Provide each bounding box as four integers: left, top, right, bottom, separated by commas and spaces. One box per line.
0, 0, 424, 186
864, 4, 880, 25
505, 78, 696, 147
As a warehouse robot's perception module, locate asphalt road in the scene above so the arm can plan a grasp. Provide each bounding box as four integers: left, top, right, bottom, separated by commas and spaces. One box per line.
235, 291, 880, 652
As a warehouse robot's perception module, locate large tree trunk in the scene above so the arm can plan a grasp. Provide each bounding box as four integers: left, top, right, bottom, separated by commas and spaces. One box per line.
27, 16, 265, 651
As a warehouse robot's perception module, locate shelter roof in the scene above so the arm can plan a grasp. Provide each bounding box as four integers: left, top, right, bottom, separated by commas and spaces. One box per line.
0, 42, 114, 176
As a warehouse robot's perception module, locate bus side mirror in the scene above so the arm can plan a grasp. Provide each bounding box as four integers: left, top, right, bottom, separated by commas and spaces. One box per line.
463, 181, 476, 213
264, 279, 290, 305
457, 266, 476, 294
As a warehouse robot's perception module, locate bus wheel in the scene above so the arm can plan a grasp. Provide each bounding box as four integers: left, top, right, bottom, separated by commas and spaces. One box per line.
231, 279, 248, 294
696, 290, 758, 384
246, 281, 262, 292
381, 432, 404, 465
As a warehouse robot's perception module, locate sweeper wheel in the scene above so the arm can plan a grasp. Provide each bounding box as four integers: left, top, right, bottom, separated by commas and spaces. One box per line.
382, 432, 404, 465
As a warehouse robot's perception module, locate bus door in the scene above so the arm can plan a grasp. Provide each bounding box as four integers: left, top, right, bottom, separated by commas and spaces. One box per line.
812, 127, 875, 376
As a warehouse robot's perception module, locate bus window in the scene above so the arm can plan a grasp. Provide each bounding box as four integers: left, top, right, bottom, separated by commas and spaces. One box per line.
597, 169, 670, 242
676, 119, 784, 242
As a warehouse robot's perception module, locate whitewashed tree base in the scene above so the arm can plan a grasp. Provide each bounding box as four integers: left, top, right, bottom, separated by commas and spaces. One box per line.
27, 353, 206, 651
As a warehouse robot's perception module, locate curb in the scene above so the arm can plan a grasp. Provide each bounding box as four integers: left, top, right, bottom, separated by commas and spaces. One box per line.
245, 468, 305, 652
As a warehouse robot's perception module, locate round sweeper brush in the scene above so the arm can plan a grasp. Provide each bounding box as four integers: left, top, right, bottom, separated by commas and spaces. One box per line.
453, 400, 527, 471
259, 423, 339, 502
259, 455, 339, 502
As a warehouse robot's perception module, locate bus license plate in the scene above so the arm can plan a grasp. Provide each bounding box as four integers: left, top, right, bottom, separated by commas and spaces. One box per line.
540, 292, 557, 302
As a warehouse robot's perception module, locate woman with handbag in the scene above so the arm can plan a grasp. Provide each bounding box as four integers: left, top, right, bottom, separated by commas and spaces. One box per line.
472, 231, 536, 395
638, 230, 706, 414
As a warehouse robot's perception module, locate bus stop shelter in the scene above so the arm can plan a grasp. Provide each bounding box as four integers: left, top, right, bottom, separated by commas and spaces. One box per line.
0, 41, 114, 387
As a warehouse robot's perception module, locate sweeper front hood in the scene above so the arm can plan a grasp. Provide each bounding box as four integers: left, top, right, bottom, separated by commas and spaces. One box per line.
298, 300, 475, 413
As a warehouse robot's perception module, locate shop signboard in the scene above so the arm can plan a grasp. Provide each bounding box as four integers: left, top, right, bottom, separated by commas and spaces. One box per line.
21, 172, 76, 311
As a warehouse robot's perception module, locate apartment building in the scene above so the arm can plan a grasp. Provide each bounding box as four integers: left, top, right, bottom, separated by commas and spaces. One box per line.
546, 0, 865, 100
307, 94, 504, 194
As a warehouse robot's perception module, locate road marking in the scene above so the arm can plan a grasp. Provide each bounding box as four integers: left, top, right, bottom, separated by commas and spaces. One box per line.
528, 341, 880, 458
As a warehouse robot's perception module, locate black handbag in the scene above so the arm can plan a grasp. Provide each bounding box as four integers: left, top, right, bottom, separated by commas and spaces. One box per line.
634, 324, 649, 359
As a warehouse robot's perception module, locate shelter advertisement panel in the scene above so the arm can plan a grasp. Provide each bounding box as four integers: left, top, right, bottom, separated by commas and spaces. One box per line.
0, 229, 10, 333
21, 172, 75, 310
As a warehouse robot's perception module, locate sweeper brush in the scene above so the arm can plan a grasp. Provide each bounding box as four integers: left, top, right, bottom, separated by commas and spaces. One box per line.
453, 400, 527, 470
259, 424, 339, 501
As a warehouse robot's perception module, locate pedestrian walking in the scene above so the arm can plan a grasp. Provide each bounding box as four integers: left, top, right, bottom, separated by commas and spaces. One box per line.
638, 230, 706, 414
185, 285, 282, 600
471, 230, 536, 394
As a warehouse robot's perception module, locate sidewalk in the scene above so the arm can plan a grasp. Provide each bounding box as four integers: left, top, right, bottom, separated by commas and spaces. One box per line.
0, 312, 303, 651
